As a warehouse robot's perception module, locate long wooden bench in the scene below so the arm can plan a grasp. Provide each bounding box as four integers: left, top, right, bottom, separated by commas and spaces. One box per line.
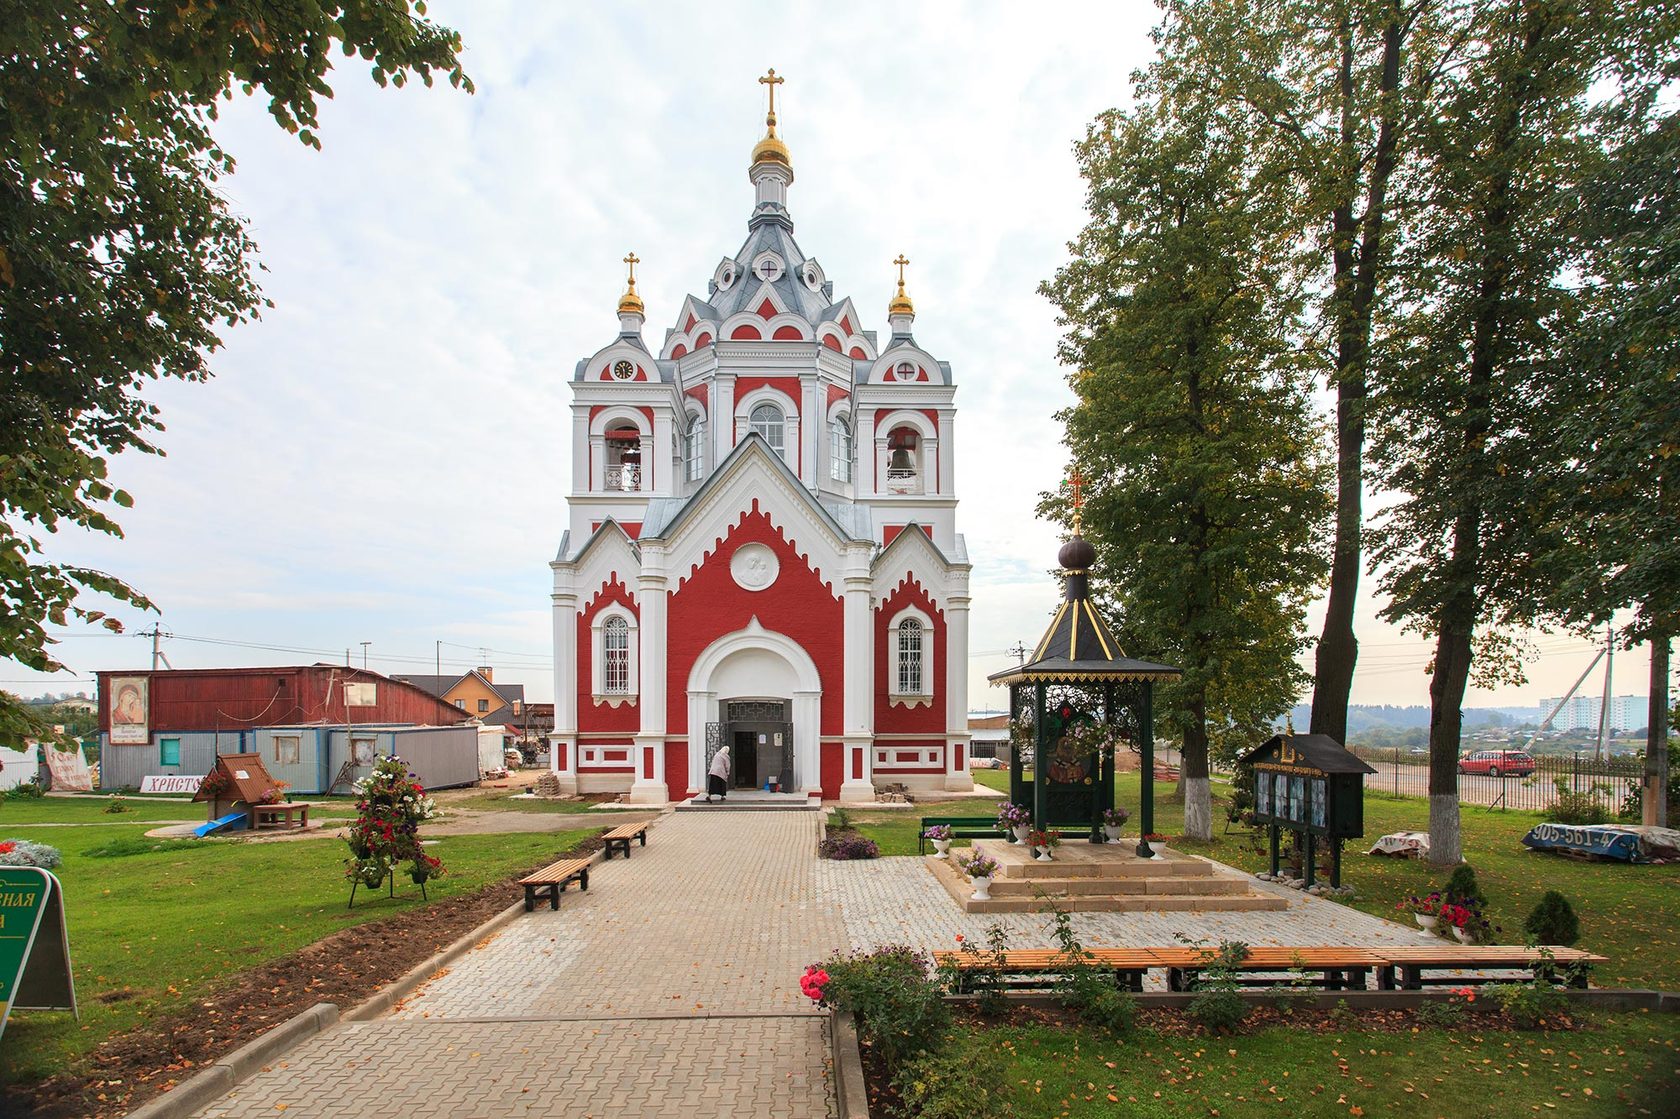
602, 821, 650, 860
932, 948, 1162, 992
1152, 946, 1388, 992
520, 857, 591, 911
918, 816, 1001, 855
1374, 946, 1606, 990
250, 802, 314, 830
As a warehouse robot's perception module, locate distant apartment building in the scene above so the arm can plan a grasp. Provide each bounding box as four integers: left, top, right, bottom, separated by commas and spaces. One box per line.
1540, 694, 1648, 733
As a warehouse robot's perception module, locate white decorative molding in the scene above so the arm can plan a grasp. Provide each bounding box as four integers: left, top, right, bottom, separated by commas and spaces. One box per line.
873, 746, 942, 769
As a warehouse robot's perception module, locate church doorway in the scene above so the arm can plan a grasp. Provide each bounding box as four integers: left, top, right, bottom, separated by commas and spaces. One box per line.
722, 699, 791, 791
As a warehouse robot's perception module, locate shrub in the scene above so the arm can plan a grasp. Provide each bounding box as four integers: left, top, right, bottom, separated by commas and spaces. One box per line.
1523, 890, 1580, 947
817, 833, 879, 860
1546, 779, 1613, 825
1619, 741, 1680, 821
818, 946, 949, 1065
1046, 906, 1135, 1033
1415, 989, 1473, 1028
6, 779, 46, 800
0, 839, 62, 868
893, 1037, 1019, 1119
829, 805, 853, 830
1485, 980, 1569, 1030
1442, 864, 1484, 907
103, 794, 131, 814
1186, 990, 1247, 1033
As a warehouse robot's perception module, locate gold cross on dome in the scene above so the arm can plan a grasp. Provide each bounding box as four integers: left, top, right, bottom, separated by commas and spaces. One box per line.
759, 68, 784, 124
623, 251, 639, 284
1069, 467, 1086, 532
893, 253, 910, 285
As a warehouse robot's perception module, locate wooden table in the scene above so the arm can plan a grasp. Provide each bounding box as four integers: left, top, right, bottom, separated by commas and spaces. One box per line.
250, 802, 313, 830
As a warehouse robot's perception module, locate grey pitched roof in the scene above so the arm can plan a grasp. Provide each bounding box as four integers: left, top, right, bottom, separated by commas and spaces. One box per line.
391, 674, 456, 700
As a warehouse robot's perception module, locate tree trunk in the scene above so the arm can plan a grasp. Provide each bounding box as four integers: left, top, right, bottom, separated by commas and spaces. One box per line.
1647, 630, 1671, 827
1426, 620, 1472, 864
1310, 16, 1402, 744
1182, 693, 1212, 840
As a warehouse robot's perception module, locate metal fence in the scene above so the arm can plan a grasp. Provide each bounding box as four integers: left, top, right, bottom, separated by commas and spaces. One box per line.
1353, 748, 1645, 813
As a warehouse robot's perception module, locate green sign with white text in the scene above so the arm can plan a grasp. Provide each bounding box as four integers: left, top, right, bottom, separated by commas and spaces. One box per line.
0, 867, 76, 1042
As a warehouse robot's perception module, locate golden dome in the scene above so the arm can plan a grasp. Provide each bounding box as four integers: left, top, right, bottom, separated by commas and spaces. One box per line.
751, 130, 791, 168
887, 253, 914, 315
617, 251, 644, 315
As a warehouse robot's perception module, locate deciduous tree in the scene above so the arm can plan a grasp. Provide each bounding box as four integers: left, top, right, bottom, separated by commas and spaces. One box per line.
1042, 88, 1332, 841
0, 2, 471, 736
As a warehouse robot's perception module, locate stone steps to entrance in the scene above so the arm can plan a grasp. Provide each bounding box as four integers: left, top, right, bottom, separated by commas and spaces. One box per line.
926, 837, 1289, 914
674, 791, 822, 812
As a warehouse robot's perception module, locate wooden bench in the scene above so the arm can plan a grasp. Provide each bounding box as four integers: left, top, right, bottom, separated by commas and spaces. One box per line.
519, 857, 591, 911
918, 816, 1002, 854
1374, 946, 1606, 990
250, 802, 313, 830
601, 821, 650, 859
1153, 946, 1388, 991
932, 948, 1162, 992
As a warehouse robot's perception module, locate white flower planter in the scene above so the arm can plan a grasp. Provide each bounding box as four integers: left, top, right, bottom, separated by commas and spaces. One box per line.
1033, 846, 1052, 861
1451, 926, 1472, 943
970, 875, 993, 901
1103, 825, 1124, 842
1012, 825, 1032, 845
1414, 913, 1438, 933
931, 839, 951, 858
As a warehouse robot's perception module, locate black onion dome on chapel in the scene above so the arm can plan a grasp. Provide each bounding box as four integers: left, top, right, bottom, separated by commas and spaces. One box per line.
988, 531, 1181, 686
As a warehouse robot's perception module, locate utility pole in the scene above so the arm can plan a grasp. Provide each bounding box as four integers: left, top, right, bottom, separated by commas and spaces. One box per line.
1009, 641, 1027, 667
436, 640, 442, 676
1596, 626, 1614, 762
140, 623, 173, 670
360, 641, 371, 670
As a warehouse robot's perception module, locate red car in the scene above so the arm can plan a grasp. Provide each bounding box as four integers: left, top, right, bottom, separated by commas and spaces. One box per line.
1457, 750, 1536, 778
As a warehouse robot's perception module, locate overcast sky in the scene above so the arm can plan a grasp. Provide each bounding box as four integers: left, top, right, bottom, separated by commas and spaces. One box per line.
7, 1, 1650, 714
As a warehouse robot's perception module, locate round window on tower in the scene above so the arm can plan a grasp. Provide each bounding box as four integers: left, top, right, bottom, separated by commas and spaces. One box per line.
802, 260, 824, 292
752, 252, 784, 282
612, 359, 635, 381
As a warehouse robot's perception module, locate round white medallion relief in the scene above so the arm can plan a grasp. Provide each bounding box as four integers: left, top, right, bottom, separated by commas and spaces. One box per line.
730, 543, 780, 592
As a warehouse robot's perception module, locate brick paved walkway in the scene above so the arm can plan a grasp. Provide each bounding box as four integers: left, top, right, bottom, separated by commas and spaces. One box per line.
196, 812, 845, 1119
815, 850, 1443, 989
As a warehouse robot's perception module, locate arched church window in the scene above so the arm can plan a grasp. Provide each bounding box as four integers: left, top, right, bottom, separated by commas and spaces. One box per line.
828, 415, 853, 482
684, 412, 706, 482
750, 403, 785, 460
896, 618, 924, 695
602, 616, 630, 694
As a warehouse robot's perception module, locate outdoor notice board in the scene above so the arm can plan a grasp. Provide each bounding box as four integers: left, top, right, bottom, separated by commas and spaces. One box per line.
0, 867, 77, 1041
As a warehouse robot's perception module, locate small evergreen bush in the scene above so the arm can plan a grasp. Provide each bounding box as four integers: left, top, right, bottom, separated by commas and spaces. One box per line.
1442, 864, 1484, 906
1523, 890, 1580, 947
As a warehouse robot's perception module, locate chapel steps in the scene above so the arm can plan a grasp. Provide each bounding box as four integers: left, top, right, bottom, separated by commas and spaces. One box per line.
926, 837, 1289, 914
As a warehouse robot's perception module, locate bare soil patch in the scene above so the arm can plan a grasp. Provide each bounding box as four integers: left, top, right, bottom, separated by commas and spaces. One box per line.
11, 837, 602, 1119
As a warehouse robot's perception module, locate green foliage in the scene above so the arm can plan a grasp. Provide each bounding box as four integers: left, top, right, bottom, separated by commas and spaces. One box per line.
1619, 740, 1680, 821
83, 836, 208, 859
941, 922, 1015, 1019
1443, 865, 1485, 908
1545, 779, 1614, 826
0, 3, 471, 733
1414, 997, 1469, 1029
1484, 980, 1570, 1031
893, 1037, 1019, 1119
1523, 891, 1580, 948
345, 755, 442, 887
828, 805, 853, 830
101, 793, 131, 814
819, 946, 949, 1066
1046, 907, 1135, 1034
1182, 940, 1250, 1033
6, 778, 46, 800
1039, 52, 1333, 834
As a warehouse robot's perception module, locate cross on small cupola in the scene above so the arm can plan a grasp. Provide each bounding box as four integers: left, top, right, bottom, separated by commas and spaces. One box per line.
750, 68, 791, 171
887, 252, 916, 331
1058, 466, 1096, 573
748, 69, 794, 222
616, 250, 645, 334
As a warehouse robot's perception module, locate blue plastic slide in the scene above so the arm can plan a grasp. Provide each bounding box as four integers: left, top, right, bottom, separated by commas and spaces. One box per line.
194, 812, 247, 837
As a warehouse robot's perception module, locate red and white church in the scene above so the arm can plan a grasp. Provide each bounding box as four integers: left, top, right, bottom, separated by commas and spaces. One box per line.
547, 74, 973, 804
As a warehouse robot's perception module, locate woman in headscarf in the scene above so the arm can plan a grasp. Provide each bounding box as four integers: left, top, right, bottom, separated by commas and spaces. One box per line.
706, 745, 731, 802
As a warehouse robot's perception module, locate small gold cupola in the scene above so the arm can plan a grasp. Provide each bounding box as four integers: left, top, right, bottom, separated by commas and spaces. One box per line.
748, 70, 795, 226
751, 68, 792, 170
888, 253, 915, 316
616, 251, 645, 335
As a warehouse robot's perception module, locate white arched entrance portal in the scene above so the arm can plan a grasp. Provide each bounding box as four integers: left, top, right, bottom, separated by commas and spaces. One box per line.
686, 618, 822, 795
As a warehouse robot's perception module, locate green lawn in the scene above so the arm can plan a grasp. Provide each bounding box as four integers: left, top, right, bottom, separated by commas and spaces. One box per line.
444, 789, 612, 814
853, 770, 1680, 989
941, 1014, 1676, 1118
0, 793, 360, 825
1, 820, 595, 1084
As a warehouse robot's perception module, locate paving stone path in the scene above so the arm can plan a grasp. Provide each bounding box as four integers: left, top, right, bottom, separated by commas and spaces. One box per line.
195, 811, 846, 1119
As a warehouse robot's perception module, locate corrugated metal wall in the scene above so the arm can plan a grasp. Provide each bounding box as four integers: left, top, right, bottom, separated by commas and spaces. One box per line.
324, 726, 478, 791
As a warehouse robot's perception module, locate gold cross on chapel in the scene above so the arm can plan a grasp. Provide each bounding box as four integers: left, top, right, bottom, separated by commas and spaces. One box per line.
759, 68, 784, 128
893, 253, 910, 286
623, 251, 639, 285
1069, 467, 1086, 532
